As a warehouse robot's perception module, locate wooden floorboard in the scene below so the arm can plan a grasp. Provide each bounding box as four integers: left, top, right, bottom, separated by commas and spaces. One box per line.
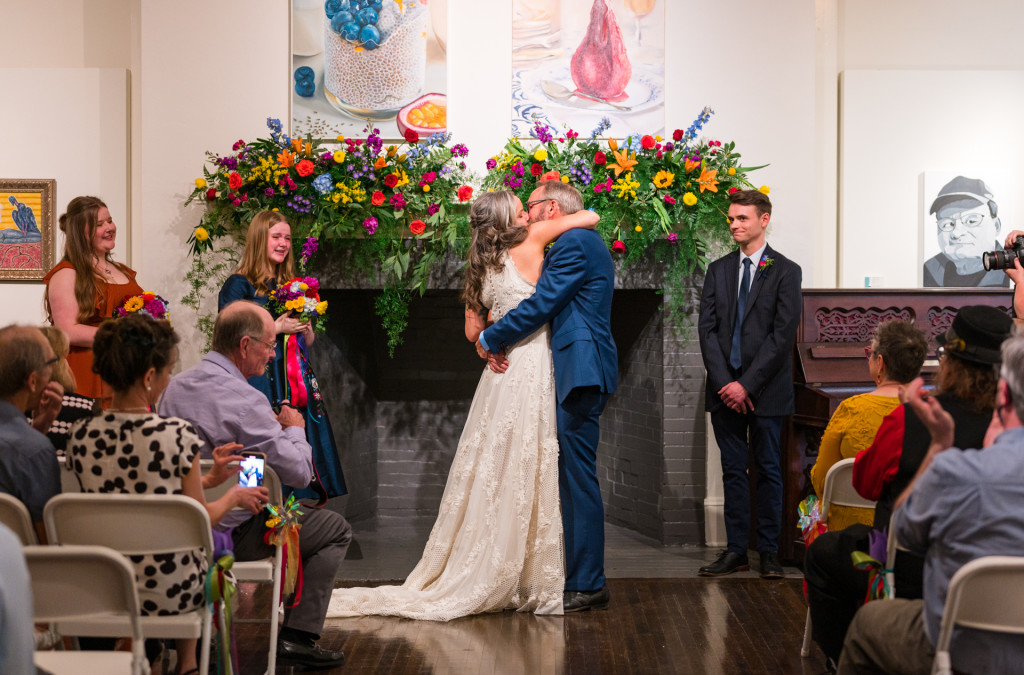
233, 578, 829, 674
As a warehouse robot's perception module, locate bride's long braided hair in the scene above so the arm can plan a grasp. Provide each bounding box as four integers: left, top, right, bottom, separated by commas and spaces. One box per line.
461, 191, 528, 311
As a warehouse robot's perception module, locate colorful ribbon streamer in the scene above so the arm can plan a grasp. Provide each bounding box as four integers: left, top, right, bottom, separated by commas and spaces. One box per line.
851, 551, 892, 602
204, 554, 239, 675
264, 494, 305, 608
283, 334, 308, 408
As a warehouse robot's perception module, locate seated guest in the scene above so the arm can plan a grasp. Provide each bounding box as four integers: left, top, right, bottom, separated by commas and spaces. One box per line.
69, 314, 267, 675
840, 336, 1024, 674
805, 305, 1011, 667
37, 325, 101, 454
810, 320, 928, 530
159, 300, 351, 671
0, 325, 63, 540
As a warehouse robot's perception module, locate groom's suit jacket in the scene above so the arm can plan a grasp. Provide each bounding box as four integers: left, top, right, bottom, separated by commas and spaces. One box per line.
698, 244, 802, 417
481, 228, 617, 403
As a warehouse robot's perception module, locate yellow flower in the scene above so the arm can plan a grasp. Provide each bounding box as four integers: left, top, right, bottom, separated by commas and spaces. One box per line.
683, 192, 697, 206
333, 151, 346, 164
728, 167, 736, 176
299, 282, 308, 291
316, 301, 328, 314
561, 175, 569, 183
423, 184, 431, 192
124, 296, 144, 312
194, 226, 209, 242
335, 134, 346, 143
655, 135, 663, 142
398, 154, 407, 162
634, 225, 642, 232
533, 148, 548, 162
194, 178, 207, 189
606, 148, 638, 177
759, 185, 770, 194
653, 170, 675, 188
697, 166, 720, 193
613, 172, 640, 200
394, 170, 410, 187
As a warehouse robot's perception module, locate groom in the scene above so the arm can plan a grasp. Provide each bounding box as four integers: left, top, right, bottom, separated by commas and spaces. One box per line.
478, 179, 618, 612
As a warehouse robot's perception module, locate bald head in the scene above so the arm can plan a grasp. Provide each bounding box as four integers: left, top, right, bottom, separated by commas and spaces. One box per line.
0, 325, 56, 402
214, 301, 276, 378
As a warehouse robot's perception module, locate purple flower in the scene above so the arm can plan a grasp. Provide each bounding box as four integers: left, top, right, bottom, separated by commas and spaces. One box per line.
427, 202, 439, 216
363, 216, 378, 235
664, 142, 674, 152
485, 158, 497, 170
265, 187, 275, 196
531, 123, 553, 144
667, 233, 678, 243
300, 237, 319, 266
451, 143, 469, 157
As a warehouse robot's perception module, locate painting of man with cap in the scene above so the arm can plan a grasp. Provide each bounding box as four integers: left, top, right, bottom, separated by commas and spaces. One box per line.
923, 175, 1009, 287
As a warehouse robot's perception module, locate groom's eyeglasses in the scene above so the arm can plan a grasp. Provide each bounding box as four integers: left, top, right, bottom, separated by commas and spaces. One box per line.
526, 198, 553, 211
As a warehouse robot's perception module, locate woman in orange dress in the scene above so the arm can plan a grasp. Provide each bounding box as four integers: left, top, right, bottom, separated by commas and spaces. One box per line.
43, 196, 143, 407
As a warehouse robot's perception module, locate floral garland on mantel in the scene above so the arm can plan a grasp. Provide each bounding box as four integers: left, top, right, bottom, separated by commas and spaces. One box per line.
182, 109, 765, 354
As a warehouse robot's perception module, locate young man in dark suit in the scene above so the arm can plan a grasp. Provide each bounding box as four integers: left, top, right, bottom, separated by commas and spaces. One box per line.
697, 190, 802, 578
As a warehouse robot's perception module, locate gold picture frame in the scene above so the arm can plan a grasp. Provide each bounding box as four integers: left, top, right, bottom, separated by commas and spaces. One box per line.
0, 179, 56, 281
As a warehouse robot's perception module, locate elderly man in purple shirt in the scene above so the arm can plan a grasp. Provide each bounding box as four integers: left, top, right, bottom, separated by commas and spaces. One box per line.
160, 301, 350, 671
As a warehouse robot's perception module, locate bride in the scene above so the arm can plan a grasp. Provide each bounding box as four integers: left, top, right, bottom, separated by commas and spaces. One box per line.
327, 189, 599, 621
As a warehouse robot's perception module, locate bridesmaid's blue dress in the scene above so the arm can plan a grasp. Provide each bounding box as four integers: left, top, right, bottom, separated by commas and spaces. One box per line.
218, 274, 347, 499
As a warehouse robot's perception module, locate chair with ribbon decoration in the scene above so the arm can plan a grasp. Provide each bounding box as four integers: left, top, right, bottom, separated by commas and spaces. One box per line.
25, 544, 149, 675
800, 458, 878, 658
43, 494, 219, 675
203, 461, 286, 674
932, 555, 1024, 675
0, 492, 37, 545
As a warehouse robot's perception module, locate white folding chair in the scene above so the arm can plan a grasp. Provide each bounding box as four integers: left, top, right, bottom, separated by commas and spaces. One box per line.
801, 458, 878, 657
25, 544, 148, 675
932, 555, 1024, 675
0, 492, 37, 545
44, 494, 215, 675
203, 461, 285, 674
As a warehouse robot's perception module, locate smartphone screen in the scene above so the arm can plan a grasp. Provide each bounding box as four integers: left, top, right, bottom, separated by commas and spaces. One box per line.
238, 453, 266, 488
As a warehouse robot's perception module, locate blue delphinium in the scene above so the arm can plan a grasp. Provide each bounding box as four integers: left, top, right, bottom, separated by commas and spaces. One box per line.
588, 117, 612, 141
680, 106, 714, 147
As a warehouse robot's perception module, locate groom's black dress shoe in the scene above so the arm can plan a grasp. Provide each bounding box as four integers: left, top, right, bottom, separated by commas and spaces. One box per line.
563, 586, 610, 613
759, 551, 785, 579
698, 550, 749, 577
277, 638, 345, 670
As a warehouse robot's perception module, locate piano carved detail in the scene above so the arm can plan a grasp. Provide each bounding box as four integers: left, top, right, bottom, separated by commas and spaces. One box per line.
814, 307, 914, 342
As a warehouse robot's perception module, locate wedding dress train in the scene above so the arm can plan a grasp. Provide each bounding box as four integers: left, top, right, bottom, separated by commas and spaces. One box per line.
326, 254, 564, 621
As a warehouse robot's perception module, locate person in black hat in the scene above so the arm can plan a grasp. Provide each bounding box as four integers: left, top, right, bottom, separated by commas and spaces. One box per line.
923, 176, 1009, 287
803, 305, 1013, 668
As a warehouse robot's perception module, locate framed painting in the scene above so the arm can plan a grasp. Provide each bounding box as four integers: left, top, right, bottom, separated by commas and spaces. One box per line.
291, 0, 448, 140
0, 179, 55, 281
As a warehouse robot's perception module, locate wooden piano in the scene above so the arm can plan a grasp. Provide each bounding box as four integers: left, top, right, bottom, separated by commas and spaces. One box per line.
778, 288, 1013, 564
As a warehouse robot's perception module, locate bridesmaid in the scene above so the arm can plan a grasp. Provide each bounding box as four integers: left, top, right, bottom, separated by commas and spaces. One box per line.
43, 196, 143, 407
217, 211, 347, 500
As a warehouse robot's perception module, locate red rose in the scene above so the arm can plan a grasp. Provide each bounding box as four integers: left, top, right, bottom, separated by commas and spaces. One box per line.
404, 129, 419, 144
531, 163, 543, 176
384, 173, 399, 188
409, 219, 426, 235
539, 170, 561, 182
641, 135, 656, 149
611, 240, 626, 253
206, 188, 217, 201
728, 187, 738, 194
594, 151, 607, 165
672, 129, 683, 142
228, 172, 243, 190
371, 190, 385, 206
457, 185, 474, 202
295, 159, 315, 177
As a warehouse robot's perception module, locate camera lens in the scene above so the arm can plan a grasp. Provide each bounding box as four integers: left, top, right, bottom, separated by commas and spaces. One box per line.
983, 249, 1010, 271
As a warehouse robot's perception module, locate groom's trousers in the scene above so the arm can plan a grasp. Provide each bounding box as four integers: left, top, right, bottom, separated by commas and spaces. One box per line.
557, 385, 609, 593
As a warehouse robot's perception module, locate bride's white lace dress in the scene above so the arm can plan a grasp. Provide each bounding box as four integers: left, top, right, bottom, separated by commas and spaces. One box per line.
326, 253, 564, 621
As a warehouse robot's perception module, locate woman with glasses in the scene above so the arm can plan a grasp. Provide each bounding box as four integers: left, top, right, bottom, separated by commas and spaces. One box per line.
43, 196, 144, 407
809, 320, 928, 530
217, 210, 346, 501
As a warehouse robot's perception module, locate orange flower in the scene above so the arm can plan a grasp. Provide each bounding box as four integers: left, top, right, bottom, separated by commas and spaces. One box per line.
295, 159, 315, 177
277, 149, 295, 168
290, 138, 311, 156
409, 219, 426, 235
606, 148, 638, 177
539, 170, 561, 182
608, 138, 618, 152
374, 156, 387, 169
371, 190, 385, 206
684, 158, 701, 173
697, 166, 719, 193
386, 145, 397, 157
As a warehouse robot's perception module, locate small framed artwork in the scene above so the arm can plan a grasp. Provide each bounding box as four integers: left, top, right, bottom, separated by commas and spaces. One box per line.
0, 179, 55, 281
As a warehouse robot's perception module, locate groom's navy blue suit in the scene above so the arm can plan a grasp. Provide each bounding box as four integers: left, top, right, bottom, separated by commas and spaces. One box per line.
480, 228, 617, 592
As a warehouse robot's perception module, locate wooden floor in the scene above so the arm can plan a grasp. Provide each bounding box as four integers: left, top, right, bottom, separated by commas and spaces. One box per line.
233, 577, 829, 674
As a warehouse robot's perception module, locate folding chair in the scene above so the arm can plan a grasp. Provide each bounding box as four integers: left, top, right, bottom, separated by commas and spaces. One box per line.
44, 494, 215, 675
25, 544, 148, 675
0, 492, 36, 545
203, 461, 285, 674
57, 455, 82, 493
932, 555, 1024, 675
801, 457, 878, 657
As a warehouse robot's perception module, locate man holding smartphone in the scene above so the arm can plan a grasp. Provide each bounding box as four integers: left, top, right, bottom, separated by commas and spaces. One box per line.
161, 301, 351, 670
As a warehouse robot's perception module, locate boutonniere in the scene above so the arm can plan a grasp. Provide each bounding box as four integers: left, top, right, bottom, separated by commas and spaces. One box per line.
758, 257, 774, 276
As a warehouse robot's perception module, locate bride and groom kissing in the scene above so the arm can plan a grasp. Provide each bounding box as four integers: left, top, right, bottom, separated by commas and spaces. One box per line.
328, 179, 618, 620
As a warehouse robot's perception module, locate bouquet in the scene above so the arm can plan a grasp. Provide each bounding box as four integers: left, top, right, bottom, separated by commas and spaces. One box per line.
114, 291, 171, 322
268, 277, 328, 333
